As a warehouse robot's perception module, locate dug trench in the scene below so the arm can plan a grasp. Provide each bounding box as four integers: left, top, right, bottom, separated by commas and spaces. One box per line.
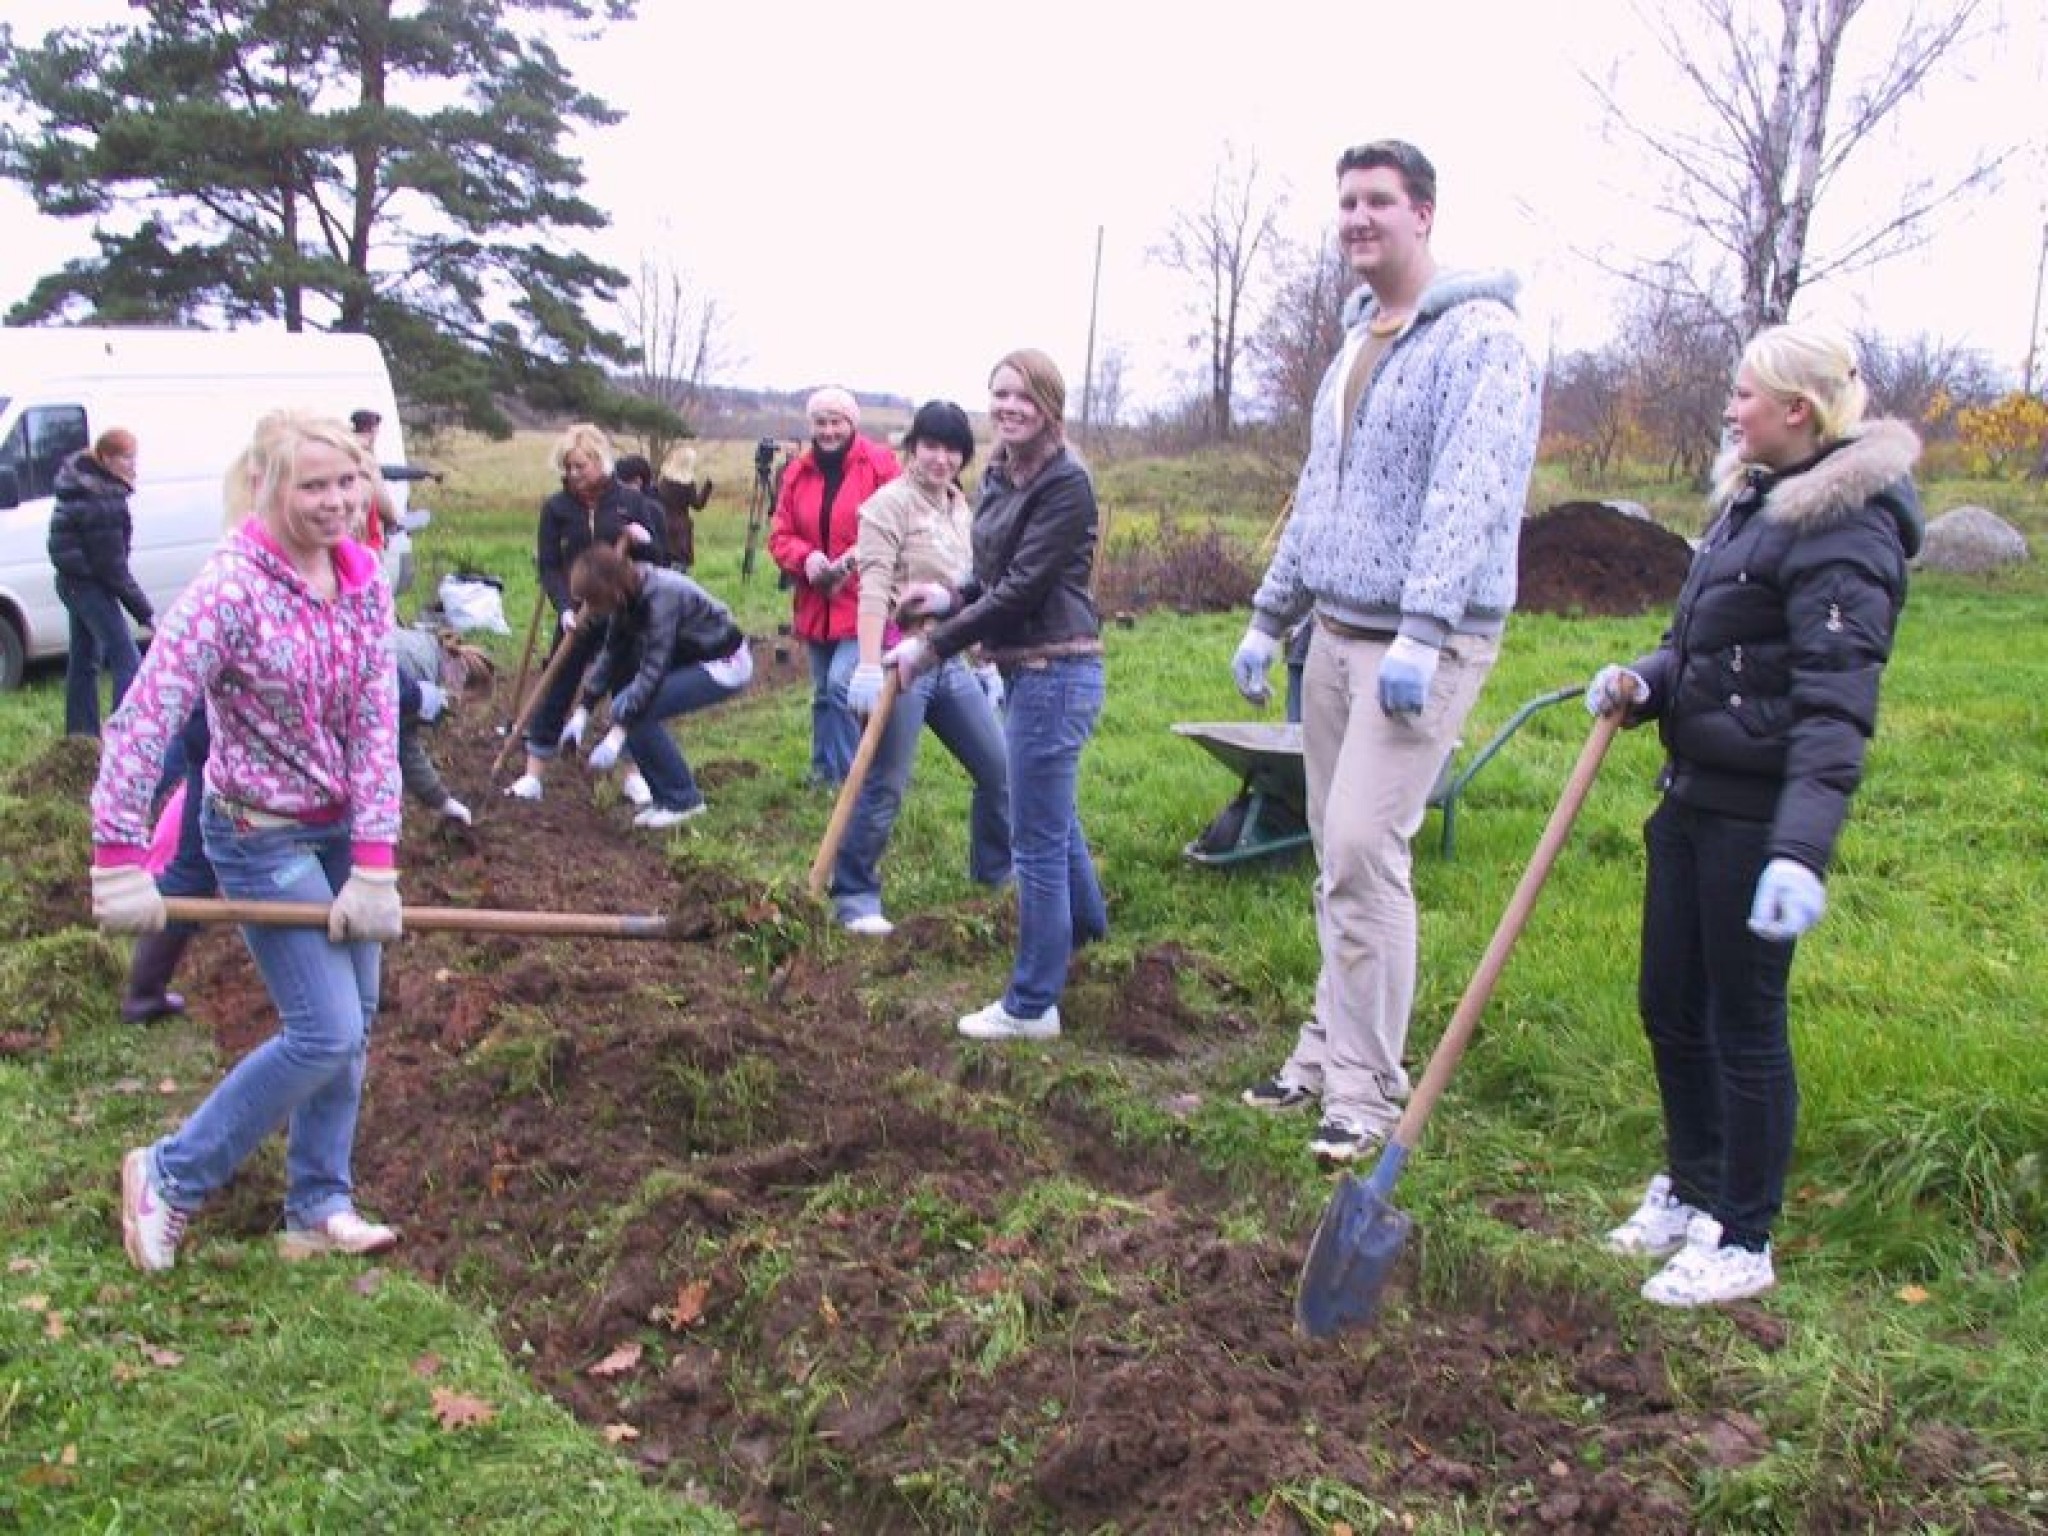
148, 694, 1729, 1534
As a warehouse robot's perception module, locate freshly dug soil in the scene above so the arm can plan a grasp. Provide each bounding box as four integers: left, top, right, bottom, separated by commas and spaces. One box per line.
1518, 502, 1695, 618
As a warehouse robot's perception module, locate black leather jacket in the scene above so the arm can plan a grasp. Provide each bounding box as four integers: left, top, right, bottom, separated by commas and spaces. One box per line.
929, 445, 1100, 662
1629, 419, 1923, 874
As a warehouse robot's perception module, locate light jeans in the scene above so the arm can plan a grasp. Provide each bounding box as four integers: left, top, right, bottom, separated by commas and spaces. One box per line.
1001, 656, 1107, 1017
147, 803, 381, 1229
806, 637, 861, 785
1281, 627, 1496, 1132
829, 658, 1011, 923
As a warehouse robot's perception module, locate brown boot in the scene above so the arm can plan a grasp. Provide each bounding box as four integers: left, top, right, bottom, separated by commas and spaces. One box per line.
120, 929, 194, 1024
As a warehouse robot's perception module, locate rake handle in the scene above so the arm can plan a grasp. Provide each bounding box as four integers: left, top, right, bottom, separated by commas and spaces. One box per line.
164, 896, 682, 941
1388, 709, 1622, 1156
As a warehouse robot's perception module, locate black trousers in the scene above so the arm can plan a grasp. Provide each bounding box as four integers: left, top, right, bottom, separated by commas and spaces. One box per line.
1637, 795, 1800, 1251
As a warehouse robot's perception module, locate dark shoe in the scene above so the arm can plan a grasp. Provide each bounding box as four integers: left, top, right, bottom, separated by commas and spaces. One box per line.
1309, 1116, 1383, 1164
121, 929, 194, 1024
1240, 1075, 1315, 1112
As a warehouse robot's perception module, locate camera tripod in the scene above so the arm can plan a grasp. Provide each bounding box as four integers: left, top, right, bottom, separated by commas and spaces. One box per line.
740, 437, 786, 584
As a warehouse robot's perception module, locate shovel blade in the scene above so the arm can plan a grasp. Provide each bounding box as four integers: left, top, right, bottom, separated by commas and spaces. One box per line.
1294, 1171, 1412, 1339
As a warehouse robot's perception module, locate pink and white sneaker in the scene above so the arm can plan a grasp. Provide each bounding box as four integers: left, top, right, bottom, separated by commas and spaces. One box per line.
277, 1209, 400, 1261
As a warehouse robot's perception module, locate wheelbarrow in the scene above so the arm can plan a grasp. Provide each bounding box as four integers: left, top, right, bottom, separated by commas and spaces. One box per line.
1173, 683, 1582, 864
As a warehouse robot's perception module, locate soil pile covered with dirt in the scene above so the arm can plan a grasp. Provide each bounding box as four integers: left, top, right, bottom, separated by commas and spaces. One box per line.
23, 690, 2003, 1532
1518, 502, 1695, 618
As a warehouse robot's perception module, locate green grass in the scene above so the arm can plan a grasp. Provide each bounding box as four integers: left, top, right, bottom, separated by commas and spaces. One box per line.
3, 438, 2044, 1529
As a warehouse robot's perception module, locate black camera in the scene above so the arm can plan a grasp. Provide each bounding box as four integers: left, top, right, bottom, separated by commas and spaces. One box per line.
754, 437, 777, 473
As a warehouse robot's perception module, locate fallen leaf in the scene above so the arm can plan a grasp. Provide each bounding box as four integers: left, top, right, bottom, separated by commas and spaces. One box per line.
156, 1078, 180, 1095
818, 1295, 840, 1328
429, 1386, 497, 1429
18, 1293, 49, 1311
966, 1267, 1006, 1297
111, 1361, 142, 1384
586, 1340, 643, 1378
43, 1312, 66, 1340
1896, 1284, 1931, 1305
19, 1466, 74, 1489
412, 1353, 444, 1378
670, 1279, 710, 1329
59, 1445, 77, 1467
7, 1257, 41, 1275
141, 1345, 184, 1369
602, 1422, 640, 1444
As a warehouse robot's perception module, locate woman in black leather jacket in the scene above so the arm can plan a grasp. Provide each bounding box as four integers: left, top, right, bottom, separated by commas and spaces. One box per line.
1587, 321, 1922, 1308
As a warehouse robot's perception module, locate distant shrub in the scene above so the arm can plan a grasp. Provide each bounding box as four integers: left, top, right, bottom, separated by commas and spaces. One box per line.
1096, 514, 1259, 616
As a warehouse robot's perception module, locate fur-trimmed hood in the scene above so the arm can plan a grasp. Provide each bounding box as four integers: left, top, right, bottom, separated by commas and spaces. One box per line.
1713, 418, 1925, 557
1340, 266, 1522, 332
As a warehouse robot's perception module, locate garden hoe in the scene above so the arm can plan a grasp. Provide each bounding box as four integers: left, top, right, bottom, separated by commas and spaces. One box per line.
1294, 707, 1621, 1340
164, 897, 713, 943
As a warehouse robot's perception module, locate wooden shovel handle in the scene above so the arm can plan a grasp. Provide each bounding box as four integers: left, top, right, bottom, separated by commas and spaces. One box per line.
164, 896, 686, 941
807, 670, 900, 897
1390, 709, 1622, 1153
488, 605, 585, 778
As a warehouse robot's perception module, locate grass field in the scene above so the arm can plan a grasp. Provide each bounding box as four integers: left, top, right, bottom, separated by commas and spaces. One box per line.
2, 436, 2043, 1530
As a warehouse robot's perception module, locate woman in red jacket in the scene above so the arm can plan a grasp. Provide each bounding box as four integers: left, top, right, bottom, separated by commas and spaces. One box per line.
767, 387, 900, 787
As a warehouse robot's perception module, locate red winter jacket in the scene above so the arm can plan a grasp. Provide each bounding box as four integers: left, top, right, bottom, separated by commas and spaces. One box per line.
767, 435, 900, 642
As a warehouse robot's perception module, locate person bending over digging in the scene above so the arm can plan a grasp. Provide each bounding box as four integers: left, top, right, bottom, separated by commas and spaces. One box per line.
567, 543, 753, 829
91, 408, 405, 1272
392, 627, 495, 828
1588, 321, 1921, 1308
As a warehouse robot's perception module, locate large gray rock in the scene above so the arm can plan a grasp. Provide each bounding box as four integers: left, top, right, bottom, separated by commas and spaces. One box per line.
1917, 505, 2031, 573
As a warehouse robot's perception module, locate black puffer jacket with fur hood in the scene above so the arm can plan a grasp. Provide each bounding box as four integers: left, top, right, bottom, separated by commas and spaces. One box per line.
1628, 418, 1923, 875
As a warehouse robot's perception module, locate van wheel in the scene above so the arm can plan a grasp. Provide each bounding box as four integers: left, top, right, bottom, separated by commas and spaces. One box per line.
0, 616, 23, 692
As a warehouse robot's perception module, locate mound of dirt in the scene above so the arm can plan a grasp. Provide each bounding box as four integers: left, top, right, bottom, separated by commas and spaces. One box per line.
1519, 502, 1694, 617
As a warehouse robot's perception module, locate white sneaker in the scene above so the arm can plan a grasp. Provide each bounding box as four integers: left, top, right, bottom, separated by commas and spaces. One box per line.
619, 770, 653, 808
121, 1148, 187, 1273
277, 1208, 400, 1261
633, 802, 706, 830
503, 773, 543, 801
1640, 1214, 1775, 1307
957, 999, 1060, 1041
1605, 1173, 1701, 1258
843, 913, 895, 937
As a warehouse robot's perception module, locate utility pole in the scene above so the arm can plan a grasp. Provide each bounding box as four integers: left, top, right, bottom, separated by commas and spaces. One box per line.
1080, 225, 1104, 436
2025, 214, 2048, 397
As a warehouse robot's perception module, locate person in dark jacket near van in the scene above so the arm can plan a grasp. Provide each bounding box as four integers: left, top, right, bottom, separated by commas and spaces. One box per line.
48, 428, 153, 736
568, 542, 752, 829
884, 350, 1105, 1042
1588, 321, 1922, 1308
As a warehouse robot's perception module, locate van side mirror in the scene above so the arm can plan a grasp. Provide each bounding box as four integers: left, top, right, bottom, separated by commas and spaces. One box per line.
0, 468, 19, 510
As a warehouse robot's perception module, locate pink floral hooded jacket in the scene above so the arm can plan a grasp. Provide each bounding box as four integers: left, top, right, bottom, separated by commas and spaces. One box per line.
91, 518, 401, 869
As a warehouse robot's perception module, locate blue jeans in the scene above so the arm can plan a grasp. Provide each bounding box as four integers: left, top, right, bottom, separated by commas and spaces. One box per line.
57, 575, 141, 736
830, 658, 1011, 922
147, 804, 381, 1228
806, 637, 861, 785
621, 649, 750, 811
1002, 656, 1107, 1016
1638, 796, 1799, 1251
159, 709, 218, 920
524, 617, 607, 759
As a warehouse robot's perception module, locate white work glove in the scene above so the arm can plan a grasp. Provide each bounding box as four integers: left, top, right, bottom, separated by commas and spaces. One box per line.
803, 550, 833, 586
558, 705, 589, 750
845, 661, 886, 718
440, 797, 472, 827
415, 679, 447, 723
1376, 635, 1439, 716
1747, 858, 1826, 942
882, 634, 938, 689
559, 606, 579, 633
91, 865, 167, 935
623, 520, 651, 547
1231, 626, 1278, 705
1585, 665, 1647, 718
587, 724, 628, 773
329, 867, 402, 944
894, 580, 954, 621
974, 661, 1005, 714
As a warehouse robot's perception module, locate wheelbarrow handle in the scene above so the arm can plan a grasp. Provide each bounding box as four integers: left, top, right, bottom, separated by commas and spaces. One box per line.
163, 897, 684, 941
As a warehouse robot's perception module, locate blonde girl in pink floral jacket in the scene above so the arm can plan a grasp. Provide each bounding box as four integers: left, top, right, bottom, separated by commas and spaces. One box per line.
89, 409, 405, 1273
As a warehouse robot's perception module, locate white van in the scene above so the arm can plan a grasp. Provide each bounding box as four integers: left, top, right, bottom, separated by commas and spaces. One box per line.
0, 327, 408, 689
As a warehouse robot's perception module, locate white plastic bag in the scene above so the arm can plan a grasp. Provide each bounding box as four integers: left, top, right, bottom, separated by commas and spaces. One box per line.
436, 571, 510, 634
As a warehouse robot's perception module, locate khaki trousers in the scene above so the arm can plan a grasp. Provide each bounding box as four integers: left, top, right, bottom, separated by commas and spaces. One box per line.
1281, 626, 1498, 1132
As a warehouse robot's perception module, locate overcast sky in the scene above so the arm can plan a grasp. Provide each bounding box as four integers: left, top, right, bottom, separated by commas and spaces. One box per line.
2, 0, 2043, 413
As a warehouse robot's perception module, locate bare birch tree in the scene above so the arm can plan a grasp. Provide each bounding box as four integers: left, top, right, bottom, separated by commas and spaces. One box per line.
1589, 0, 2007, 338
619, 249, 733, 469
1151, 144, 1284, 442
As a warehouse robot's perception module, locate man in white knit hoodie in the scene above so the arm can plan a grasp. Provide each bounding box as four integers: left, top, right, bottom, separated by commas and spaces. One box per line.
1231, 139, 1544, 1162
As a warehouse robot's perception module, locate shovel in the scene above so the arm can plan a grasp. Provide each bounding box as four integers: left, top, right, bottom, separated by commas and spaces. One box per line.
164, 896, 709, 942
1295, 708, 1621, 1340
806, 669, 900, 897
